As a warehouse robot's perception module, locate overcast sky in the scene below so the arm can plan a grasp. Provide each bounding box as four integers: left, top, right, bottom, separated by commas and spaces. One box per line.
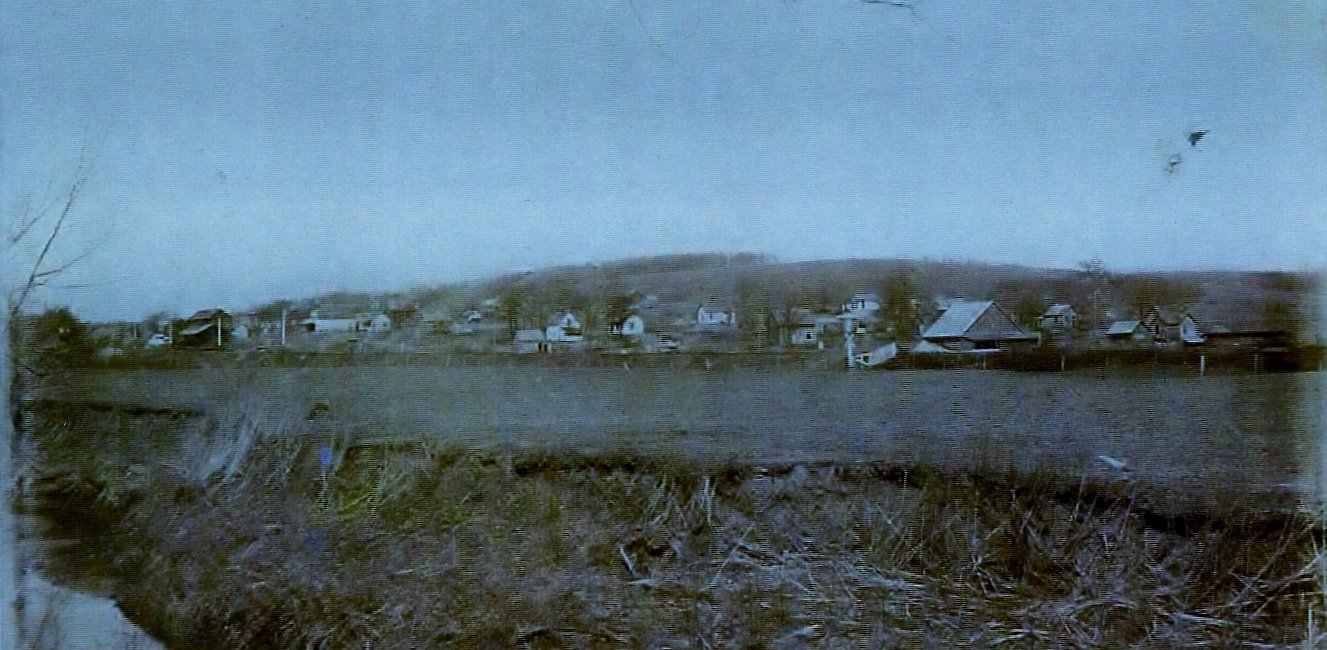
3, 0, 1324, 321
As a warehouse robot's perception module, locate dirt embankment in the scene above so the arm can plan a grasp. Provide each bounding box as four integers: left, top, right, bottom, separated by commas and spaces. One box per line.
19, 399, 1327, 648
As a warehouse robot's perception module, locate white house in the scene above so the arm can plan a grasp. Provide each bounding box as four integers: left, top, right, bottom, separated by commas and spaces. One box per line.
842, 293, 882, 315
696, 305, 736, 327
546, 312, 584, 343
611, 314, 646, 337
358, 313, 391, 332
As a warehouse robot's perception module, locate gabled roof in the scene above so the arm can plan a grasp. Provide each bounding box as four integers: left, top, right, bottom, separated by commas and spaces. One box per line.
186, 308, 227, 321
1043, 303, 1074, 317
922, 299, 1035, 341
178, 321, 215, 336
849, 292, 882, 303
923, 300, 993, 338
1106, 320, 1143, 336
1147, 306, 1183, 326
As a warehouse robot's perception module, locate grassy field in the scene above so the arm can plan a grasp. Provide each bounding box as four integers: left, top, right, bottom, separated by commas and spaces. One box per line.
21, 366, 1327, 647
44, 366, 1322, 514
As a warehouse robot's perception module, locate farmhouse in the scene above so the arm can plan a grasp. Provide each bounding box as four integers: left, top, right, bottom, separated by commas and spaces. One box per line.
1038, 304, 1078, 331
609, 314, 646, 337
920, 300, 1038, 352
546, 312, 584, 343
696, 304, 736, 328
1141, 306, 1203, 345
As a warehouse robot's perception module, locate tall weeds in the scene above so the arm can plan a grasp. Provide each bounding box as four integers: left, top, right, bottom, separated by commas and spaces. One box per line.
21, 402, 1326, 648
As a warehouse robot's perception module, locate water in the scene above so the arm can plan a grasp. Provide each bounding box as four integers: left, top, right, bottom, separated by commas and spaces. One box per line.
11, 489, 166, 650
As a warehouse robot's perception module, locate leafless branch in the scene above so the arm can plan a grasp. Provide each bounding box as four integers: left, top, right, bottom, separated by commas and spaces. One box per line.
860, 0, 918, 18
9, 177, 84, 319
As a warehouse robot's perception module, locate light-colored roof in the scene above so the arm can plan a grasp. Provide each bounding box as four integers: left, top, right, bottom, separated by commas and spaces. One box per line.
178, 322, 215, 336
1106, 320, 1142, 335
1044, 304, 1074, 316
187, 308, 226, 321
850, 292, 882, 302
922, 300, 994, 338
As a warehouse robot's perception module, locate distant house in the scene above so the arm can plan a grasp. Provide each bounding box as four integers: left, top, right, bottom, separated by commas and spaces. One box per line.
610, 314, 646, 337
462, 310, 484, 323
357, 313, 391, 333
1038, 304, 1078, 331
842, 293, 882, 315
176, 309, 232, 347
546, 312, 584, 343
1105, 319, 1149, 345
420, 307, 453, 334
300, 311, 358, 334
1141, 306, 1202, 344
512, 329, 547, 354
790, 322, 820, 347
788, 310, 839, 347
920, 300, 1038, 352
696, 305, 736, 328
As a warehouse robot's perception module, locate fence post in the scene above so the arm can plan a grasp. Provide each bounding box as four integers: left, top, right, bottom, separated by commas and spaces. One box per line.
1061, 355, 1066, 373
1199, 354, 1205, 378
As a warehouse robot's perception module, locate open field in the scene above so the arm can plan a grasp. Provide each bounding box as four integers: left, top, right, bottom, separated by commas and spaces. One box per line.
19, 366, 1326, 647
41, 366, 1323, 514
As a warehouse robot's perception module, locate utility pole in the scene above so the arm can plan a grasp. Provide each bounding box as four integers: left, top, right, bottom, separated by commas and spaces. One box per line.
840, 314, 857, 369
280, 307, 287, 347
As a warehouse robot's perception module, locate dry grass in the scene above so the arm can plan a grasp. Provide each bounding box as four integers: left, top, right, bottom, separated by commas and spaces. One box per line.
42, 367, 1322, 516
21, 397, 1324, 648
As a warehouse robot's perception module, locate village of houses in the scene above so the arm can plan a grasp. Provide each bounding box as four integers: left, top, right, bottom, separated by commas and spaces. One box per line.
88, 281, 1308, 372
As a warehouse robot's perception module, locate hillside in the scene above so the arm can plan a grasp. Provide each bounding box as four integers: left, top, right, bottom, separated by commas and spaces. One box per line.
263, 254, 1320, 340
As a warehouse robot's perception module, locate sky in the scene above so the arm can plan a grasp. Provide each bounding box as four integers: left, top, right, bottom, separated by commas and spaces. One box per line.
2, 0, 1325, 321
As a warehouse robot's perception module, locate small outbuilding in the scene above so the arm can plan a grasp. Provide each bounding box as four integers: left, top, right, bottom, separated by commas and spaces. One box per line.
512, 329, 547, 354
1105, 319, 1149, 345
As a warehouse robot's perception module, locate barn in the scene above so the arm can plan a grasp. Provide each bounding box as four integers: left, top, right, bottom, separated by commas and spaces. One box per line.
920, 300, 1038, 352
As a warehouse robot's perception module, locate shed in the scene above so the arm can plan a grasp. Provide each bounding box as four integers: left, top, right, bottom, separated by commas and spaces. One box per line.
512, 329, 547, 354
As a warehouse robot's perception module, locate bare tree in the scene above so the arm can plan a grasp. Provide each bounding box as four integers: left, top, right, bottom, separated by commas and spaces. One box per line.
3, 167, 95, 650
